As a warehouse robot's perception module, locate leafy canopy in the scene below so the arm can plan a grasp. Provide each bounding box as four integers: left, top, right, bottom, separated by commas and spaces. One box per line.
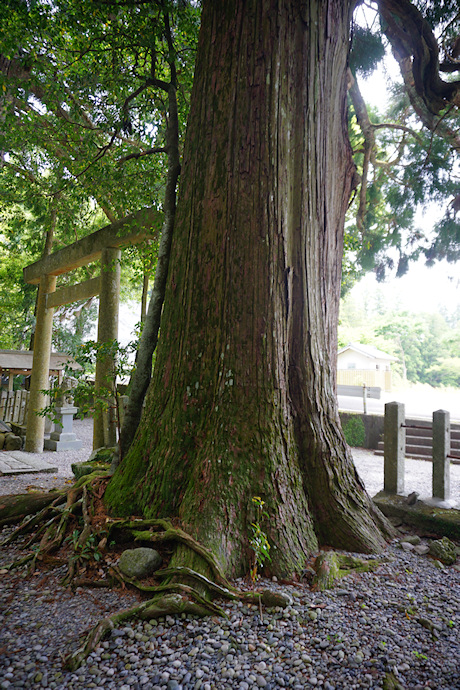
1, 0, 460, 342
0, 0, 200, 348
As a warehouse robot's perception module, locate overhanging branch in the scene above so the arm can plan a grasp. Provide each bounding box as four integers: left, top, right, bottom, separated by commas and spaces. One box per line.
117, 146, 168, 166
377, 0, 460, 114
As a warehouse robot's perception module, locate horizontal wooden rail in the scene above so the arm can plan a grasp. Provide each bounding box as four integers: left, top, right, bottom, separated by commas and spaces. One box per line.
401, 424, 431, 430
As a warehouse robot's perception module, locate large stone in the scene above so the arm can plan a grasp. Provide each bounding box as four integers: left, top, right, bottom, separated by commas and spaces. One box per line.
4, 433, 22, 451
261, 590, 293, 608
373, 493, 460, 540
0, 433, 5, 450
401, 535, 421, 546
429, 537, 457, 565
71, 447, 115, 479
71, 461, 105, 480
118, 547, 162, 579
87, 447, 117, 463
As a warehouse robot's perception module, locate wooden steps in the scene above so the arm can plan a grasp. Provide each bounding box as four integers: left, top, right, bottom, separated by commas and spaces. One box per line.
375, 419, 460, 464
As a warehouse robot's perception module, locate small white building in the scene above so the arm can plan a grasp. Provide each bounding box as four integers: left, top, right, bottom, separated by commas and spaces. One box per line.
337, 342, 396, 391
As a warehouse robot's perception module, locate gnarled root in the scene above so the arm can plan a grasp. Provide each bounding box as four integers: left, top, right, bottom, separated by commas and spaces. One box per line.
2, 483, 291, 673
0, 491, 66, 530
312, 551, 386, 590
107, 518, 230, 588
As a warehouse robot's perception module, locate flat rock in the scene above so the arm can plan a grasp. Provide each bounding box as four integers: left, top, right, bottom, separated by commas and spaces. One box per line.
0, 452, 58, 475
401, 535, 421, 546
401, 542, 414, 551
261, 590, 293, 608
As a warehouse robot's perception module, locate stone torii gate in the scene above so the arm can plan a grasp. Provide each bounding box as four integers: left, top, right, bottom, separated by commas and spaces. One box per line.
22, 207, 160, 453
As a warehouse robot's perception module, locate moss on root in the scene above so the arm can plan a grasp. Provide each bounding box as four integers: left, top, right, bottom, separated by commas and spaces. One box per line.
0, 485, 295, 671
312, 551, 385, 590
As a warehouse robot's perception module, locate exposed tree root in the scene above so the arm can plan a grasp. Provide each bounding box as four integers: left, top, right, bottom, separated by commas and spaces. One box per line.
64, 598, 155, 672
312, 550, 388, 590
64, 589, 226, 672
156, 565, 239, 598
1, 480, 389, 671
107, 518, 229, 588
1, 493, 67, 547
0, 490, 66, 528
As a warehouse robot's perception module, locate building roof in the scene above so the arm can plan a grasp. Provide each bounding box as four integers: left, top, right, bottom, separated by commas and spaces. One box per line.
0, 350, 82, 375
337, 342, 397, 362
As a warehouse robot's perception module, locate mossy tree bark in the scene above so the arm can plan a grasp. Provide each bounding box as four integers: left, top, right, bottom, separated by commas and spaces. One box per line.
106, 0, 391, 577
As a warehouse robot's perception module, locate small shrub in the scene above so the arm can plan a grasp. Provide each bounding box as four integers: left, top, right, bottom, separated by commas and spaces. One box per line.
249, 496, 271, 583
343, 416, 366, 447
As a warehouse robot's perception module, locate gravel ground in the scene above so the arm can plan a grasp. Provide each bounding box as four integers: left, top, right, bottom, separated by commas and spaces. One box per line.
0, 419, 94, 496
0, 535, 459, 690
1, 426, 459, 689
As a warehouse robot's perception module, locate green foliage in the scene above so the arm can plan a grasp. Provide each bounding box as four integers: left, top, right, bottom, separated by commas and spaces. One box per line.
1, 0, 460, 358
66, 529, 103, 565
412, 651, 428, 661
52, 302, 98, 356
343, 5, 460, 289
0, 238, 36, 348
0, 0, 200, 348
39, 338, 136, 427
0, 0, 199, 216
425, 358, 460, 388
349, 25, 385, 78
428, 216, 460, 264
248, 497, 271, 583
343, 416, 366, 448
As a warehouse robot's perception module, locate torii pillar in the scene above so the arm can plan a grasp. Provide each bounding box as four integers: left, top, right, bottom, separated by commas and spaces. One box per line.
93, 247, 121, 449
25, 274, 57, 452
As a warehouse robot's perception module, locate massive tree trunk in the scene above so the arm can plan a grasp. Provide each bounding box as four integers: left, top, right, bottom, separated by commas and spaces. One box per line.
106, 0, 391, 577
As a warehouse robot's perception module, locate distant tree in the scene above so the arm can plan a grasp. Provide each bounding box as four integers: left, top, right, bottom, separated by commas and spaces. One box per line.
426, 358, 460, 387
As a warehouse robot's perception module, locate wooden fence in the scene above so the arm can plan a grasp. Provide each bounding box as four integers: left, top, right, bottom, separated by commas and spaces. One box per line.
0, 390, 29, 426
337, 368, 392, 392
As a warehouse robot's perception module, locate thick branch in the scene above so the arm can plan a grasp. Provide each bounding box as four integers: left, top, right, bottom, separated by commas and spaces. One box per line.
392, 53, 460, 153
348, 69, 375, 234
117, 146, 167, 165
372, 122, 423, 143
378, 0, 460, 113
439, 60, 460, 74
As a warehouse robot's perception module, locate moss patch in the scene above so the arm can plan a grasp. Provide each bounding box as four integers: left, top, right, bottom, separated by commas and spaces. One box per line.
373, 493, 460, 540
312, 551, 382, 590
